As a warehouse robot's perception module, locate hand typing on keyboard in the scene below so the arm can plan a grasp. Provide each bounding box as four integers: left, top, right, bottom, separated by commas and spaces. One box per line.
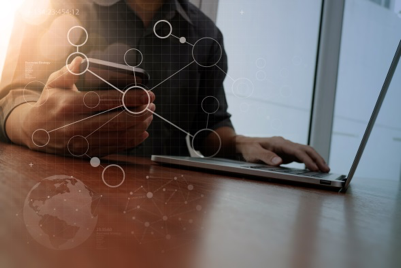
235, 135, 330, 173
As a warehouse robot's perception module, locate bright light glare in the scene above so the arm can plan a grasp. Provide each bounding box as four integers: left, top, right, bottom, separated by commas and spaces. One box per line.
0, 0, 25, 79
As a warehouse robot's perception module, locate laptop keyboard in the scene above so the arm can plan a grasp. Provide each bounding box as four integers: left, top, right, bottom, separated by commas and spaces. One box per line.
246, 165, 329, 178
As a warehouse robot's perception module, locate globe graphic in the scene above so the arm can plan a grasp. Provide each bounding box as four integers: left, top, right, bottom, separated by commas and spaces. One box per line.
23, 175, 99, 250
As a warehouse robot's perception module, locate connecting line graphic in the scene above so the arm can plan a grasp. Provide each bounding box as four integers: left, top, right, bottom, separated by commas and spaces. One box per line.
87, 69, 124, 94
216, 64, 236, 81
171, 34, 194, 47
48, 105, 124, 133
147, 108, 194, 138
29, 21, 252, 188
85, 110, 125, 138
149, 61, 195, 91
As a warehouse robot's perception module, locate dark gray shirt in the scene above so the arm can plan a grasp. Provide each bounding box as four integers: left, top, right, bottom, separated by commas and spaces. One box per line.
0, 0, 233, 157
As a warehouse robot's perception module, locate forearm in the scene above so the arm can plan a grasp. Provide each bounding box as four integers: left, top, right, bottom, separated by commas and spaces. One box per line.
5, 103, 32, 147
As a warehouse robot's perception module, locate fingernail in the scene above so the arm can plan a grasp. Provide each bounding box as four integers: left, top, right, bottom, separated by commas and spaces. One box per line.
149, 103, 156, 111
272, 157, 281, 165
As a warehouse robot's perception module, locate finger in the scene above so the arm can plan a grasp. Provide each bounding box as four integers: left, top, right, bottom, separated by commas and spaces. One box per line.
83, 103, 155, 133
78, 89, 155, 113
46, 56, 83, 90
292, 150, 319, 171
85, 116, 153, 147
257, 149, 283, 166
305, 147, 330, 172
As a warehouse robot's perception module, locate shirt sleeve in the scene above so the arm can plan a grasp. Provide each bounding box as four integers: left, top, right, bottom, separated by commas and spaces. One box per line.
0, 6, 79, 143
190, 27, 234, 147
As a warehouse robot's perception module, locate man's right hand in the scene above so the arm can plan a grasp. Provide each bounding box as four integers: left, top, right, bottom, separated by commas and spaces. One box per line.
5, 56, 155, 157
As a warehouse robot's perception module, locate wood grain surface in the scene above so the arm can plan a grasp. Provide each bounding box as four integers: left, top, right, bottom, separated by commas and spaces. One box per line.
0, 143, 400, 268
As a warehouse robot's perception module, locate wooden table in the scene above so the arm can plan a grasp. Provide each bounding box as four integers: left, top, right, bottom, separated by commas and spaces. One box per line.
0, 143, 400, 268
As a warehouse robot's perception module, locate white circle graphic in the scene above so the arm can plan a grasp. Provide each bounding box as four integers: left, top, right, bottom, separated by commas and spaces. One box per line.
232, 78, 254, 98
102, 164, 125, 188
32, 129, 50, 147
123, 48, 144, 68
66, 52, 89, 76
67, 135, 90, 157
153, 20, 173, 39
192, 37, 223, 68
191, 129, 221, 158
201, 96, 220, 114
67, 26, 88, 47
122, 86, 150, 115
83, 91, 100, 109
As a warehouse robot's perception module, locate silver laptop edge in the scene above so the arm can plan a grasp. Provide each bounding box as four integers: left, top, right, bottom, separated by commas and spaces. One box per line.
342, 40, 401, 191
151, 155, 345, 187
152, 40, 401, 192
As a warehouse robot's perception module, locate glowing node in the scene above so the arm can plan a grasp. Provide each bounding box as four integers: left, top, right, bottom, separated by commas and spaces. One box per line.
90, 157, 100, 167
144, 222, 150, 227
146, 192, 153, 199
188, 185, 194, 191
179, 37, 186, 43
163, 216, 168, 221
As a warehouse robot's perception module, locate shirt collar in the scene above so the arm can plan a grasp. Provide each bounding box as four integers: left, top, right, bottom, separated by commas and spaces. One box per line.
174, 0, 193, 25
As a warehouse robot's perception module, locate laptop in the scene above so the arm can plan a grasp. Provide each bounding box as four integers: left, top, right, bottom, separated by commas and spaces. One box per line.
152, 40, 401, 193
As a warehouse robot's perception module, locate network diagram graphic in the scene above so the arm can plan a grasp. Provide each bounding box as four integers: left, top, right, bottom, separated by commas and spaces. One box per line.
121, 172, 207, 253
28, 20, 253, 189
17, 172, 207, 252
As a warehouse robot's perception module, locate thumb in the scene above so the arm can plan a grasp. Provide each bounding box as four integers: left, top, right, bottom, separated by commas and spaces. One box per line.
46, 56, 83, 90
259, 150, 282, 166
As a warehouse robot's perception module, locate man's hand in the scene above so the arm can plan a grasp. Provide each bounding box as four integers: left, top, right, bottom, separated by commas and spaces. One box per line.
6, 56, 155, 157
235, 135, 330, 172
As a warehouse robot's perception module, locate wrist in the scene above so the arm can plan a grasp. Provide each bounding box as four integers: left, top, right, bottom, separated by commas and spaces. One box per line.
234, 134, 250, 154
6, 103, 34, 147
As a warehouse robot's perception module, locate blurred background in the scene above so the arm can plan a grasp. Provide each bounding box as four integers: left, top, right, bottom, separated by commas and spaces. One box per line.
1, 0, 400, 181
